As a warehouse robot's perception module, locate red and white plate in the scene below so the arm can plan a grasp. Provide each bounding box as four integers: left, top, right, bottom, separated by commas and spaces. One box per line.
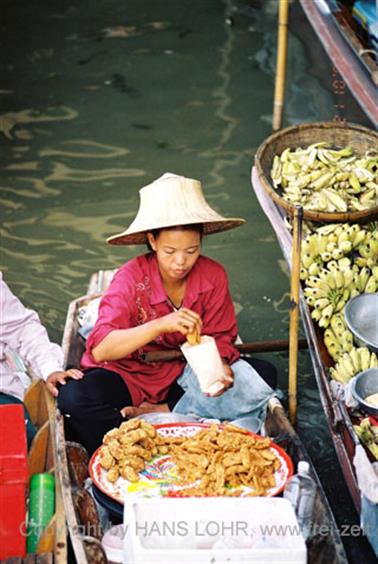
89, 423, 293, 504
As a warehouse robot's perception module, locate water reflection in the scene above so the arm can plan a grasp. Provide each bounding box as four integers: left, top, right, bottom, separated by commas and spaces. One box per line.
39, 139, 130, 159
0, 106, 77, 139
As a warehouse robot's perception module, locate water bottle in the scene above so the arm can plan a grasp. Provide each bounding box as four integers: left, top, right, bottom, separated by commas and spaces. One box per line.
283, 460, 316, 540
27, 473, 55, 553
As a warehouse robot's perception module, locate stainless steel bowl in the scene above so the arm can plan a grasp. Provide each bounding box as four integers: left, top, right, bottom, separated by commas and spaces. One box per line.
351, 367, 378, 416
344, 294, 378, 353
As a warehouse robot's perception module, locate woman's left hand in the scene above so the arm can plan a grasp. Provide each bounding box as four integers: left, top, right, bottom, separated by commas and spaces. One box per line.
46, 369, 83, 397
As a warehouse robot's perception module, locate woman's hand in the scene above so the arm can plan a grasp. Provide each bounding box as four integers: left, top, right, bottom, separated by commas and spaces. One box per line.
46, 368, 83, 397
204, 361, 234, 397
159, 308, 202, 337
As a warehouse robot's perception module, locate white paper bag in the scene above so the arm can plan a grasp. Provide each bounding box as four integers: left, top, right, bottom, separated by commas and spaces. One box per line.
181, 335, 226, 395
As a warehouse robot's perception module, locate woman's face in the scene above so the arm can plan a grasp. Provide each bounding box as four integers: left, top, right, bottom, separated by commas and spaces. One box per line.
147, 228, 201, 283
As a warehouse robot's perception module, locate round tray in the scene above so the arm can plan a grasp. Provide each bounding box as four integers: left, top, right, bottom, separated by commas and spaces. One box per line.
89, 423, 293, 504
254, 121, 378, 223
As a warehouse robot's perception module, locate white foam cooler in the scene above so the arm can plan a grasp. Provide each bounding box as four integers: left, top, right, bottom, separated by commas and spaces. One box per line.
123, 497, 307, 563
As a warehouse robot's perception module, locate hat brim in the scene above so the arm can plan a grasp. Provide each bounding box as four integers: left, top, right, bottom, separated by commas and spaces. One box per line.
106, 218, 246, 245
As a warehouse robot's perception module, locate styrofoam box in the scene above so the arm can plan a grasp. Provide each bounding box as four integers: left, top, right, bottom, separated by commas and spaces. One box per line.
123, 497, 307, 563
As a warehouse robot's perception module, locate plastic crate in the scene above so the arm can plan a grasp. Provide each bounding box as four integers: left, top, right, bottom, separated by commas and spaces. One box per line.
123, 497, 307, 563
0, 404, 28, 559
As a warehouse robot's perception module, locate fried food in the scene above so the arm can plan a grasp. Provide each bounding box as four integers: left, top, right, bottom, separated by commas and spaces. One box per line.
186, 327, 201, 345
99, 418, 157, 480
98, 419, 280, 497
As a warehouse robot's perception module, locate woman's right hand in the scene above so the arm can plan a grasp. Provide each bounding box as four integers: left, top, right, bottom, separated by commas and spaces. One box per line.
159, 308, 202, 337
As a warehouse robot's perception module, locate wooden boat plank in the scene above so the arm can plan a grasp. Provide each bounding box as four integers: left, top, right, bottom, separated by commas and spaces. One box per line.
298, 0, 378, 126
24, 380, 49, 429
28, 422, 50, 476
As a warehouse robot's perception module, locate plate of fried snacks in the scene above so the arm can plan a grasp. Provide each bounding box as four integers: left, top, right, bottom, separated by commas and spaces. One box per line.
89, 420, 293, 503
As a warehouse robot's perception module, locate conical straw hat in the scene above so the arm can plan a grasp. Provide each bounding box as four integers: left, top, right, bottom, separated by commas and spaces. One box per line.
107, 173, 246, 245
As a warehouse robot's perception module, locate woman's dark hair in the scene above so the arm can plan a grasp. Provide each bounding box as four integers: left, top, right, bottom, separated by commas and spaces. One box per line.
146, 224, 203, 251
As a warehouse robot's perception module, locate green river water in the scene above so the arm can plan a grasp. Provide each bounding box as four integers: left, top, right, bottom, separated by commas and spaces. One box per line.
0, 0, 375, 561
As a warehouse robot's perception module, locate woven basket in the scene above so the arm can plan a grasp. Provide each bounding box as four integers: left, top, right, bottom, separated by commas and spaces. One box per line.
254, 121, 378, 223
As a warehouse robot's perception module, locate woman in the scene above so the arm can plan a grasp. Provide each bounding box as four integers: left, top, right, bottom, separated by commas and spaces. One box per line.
58, 173, 275, 454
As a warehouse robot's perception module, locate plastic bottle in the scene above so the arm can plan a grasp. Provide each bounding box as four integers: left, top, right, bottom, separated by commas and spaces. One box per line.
27, 473, 55, 553
283, 460, 316, 540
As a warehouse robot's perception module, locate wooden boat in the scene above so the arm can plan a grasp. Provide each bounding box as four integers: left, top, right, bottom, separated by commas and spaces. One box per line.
251, 163, 376, 520
57, 270, 348, 563
298, 0, 378, 127
2, 379, 67, 563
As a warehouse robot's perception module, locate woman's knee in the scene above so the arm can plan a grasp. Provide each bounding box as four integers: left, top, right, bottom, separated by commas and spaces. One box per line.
57, 379, 85, 414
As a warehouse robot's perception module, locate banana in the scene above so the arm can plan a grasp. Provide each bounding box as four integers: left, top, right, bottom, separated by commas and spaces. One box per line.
359, 347, 372, 371
300, 267, 309, 281
317, 224, 339, 235
302, 253, 314, 269
338, 257, 351, 270
365, 276, 377, 293
349, 348, 361, 372
337, 230, 350, 245
314, 298, 331, 310
339, 240, 352, 254
306, 296, 316, 307
332, 248, 345, 261
334, 269, 344, 289
327, 260, 339, 271
319, 304, 334, 328
337, 353, 356, 380
323, 188, 348, 212
370, 352, 378, 368
329, 366, 349, 384
352, 230, 366, 247
311, 309, 322, 322
308, 262, 320, 276
321, 252, 333, 262
356, 267, 370, 292
317, 233, 328, 254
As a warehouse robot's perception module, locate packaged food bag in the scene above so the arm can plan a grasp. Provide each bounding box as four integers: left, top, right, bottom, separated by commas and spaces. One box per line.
181, 335, 226, 395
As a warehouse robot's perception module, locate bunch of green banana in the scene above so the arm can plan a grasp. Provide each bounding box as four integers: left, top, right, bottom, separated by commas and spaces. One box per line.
323, 313, 354, 361
300, 222, 367, 280
329, 347, 378, 383
270, 143, 378, 212
304, 265, 355, 327
353, 418, 378, 460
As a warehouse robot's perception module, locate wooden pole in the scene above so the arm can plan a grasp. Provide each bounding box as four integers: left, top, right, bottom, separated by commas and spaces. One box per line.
272, 0, 290, 131
141, 338, 308, 363
288, 205, 303, 425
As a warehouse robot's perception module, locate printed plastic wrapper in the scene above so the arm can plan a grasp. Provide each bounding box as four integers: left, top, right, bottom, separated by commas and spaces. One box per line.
181, 336, 226, 395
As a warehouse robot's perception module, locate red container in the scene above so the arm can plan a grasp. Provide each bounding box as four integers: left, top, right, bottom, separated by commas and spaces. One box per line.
0, 404, 28, 559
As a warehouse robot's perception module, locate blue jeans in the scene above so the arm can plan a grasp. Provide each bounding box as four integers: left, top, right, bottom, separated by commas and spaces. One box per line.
173, 359, 275, 422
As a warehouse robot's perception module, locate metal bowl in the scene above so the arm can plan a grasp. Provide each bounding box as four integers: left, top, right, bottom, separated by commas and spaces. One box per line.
351, 367, 378, 416
344, 294, 378, 353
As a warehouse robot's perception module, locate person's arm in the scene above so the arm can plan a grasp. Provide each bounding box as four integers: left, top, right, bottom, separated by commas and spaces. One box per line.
0, 274, 83, 396
91, 308, 201, 362
86, 268, 201, 363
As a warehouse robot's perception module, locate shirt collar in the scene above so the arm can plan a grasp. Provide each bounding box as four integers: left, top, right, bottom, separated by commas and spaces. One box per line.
148, 253, 214, 306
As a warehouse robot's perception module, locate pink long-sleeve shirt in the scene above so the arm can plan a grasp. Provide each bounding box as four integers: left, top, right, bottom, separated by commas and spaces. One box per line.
81, 253, 240, 406
0, 272, 64, 400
